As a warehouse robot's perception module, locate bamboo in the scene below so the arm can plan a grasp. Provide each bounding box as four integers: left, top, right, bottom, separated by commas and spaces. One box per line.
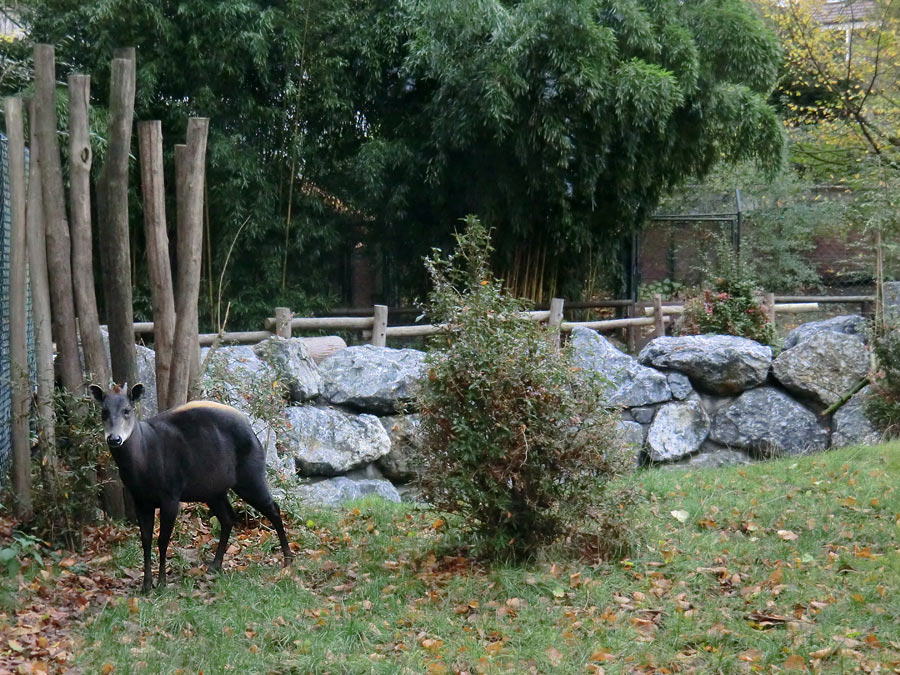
821, 378, 868, 417
5, 98, 32, 519
68, 73, 110, 387
138, 121, 176, 408
33, 44, 83, 392
25, 98, 57, 472
168, 119, 209, 408
98, 56, 137, 388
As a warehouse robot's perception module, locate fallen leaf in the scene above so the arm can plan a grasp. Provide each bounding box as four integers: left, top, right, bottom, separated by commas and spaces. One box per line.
670, 510, 689, 523
784, 654, 807, 671
546, 646, 563, 666
777, 530, 799, 541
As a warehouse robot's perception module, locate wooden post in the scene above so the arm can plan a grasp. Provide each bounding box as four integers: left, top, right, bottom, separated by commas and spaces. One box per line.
33, 44, 82, 392
5, 98, 33, 519
548, 297, 564, 348
172, 143, 201, 394
371, 305, 388, 347
765, 292, 776, 327
68, 73, 110, 387
168, 118, 209, 408
275, 307, 293, 339
138, 121, 176, 408
653, 294, 665, 338
626, 301, 637, 353
25, 98, 57, 472
98, 55, 137, 388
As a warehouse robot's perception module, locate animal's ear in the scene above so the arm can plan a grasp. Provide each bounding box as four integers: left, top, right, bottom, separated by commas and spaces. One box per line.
130, 383, 144, 403
89, 384, 106, 404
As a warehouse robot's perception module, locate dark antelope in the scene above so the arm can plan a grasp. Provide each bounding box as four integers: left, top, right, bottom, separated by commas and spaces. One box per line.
90, 383, 292, 592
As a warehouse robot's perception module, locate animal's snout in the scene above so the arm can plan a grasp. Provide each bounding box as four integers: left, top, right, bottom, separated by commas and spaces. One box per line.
107, 434, 123, 448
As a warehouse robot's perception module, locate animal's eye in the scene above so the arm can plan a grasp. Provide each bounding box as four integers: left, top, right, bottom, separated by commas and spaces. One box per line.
101, 410, 110, 420
123, 409, 132, 417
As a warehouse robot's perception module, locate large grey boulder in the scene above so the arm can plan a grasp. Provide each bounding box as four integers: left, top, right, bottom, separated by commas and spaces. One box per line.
96, 329, 159, 415
832, 386, 882, 448
638, 335, 772, 395
291, 477, 401, 506
783, 315, 868, 350
662, 445, 752, 470
772, 331, 869, 406
376, 415, 422, 483
319, 345, 425, 414
282, 406, 391, 476
571, 327, 671, 407
199, 346, 277, 414
254, 336, 322, 402
646, 400, 710, 463
667, 371, 695, 400
710, 386, 828, 456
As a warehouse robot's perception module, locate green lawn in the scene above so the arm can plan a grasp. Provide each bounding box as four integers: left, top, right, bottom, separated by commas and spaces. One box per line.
11, 443, 900, 673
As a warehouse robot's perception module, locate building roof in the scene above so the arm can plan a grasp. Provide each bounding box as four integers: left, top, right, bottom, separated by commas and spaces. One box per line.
812, 0, 875, 27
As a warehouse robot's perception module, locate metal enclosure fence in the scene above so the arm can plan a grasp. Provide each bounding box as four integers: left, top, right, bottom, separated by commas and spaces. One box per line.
0, 133, 34, 484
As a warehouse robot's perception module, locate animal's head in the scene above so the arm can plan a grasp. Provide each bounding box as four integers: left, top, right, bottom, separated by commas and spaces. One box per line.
89, 383, 144, 448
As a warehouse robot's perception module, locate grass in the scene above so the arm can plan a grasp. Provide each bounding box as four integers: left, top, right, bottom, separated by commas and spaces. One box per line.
10, 443, 900, 673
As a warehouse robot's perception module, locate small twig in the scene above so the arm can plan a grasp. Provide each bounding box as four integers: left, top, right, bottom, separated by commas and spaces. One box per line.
821, 377, 869, 417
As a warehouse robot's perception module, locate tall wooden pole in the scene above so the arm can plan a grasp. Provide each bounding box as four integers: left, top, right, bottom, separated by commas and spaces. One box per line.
33, 44, 82, 392
68, 73, 110, 387
5, 97, 33, 519
138, 121, 176, 408
168, 119, 209, 408
25, 98, 57, 473
98, 56, 137, 388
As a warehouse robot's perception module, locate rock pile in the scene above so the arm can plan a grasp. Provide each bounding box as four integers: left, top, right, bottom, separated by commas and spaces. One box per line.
128, 314, 880, 504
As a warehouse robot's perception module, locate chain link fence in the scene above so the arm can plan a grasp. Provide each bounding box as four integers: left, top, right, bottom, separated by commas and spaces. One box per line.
637, 185, 879, 299
1, 132, 34, 485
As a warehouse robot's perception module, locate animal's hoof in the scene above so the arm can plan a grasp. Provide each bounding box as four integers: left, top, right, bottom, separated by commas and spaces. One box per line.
283, 555, 294, 568
206, 560, 222, 573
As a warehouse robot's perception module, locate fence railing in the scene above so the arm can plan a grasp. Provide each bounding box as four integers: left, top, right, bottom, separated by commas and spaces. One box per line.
122, 293, 873, 349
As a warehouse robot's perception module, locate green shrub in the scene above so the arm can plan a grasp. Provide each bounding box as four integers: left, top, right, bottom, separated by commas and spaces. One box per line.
415, 217, 635, 561
680, 240, 775, 344
866, 327, 900, 436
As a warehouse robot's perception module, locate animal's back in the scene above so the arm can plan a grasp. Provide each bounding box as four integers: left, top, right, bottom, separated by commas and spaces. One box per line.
147, 400, 264, 501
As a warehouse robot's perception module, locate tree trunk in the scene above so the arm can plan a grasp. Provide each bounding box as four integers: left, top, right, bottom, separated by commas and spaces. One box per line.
168, 119, 209, 408
98, 56, 137, 388
5, 97, 33, 520
33, 44, 82, 392
68, 73, 110, 387
25, 98, 57, 476
137, 121, 176, 409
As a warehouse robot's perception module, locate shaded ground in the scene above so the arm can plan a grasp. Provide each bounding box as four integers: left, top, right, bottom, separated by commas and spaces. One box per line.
2, 443, 900, 673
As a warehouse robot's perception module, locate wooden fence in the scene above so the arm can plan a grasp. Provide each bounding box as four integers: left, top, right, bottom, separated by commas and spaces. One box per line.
124, 294, 873, 349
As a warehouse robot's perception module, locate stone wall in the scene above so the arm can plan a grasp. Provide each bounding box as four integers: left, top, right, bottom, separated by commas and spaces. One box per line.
132, 314, 880, 505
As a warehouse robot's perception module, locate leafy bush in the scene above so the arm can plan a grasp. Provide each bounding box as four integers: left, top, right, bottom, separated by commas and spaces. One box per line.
29, 391, 107, 550
680, 240, 775, 344
866, 327, 900, 436
415, 217, 635, 561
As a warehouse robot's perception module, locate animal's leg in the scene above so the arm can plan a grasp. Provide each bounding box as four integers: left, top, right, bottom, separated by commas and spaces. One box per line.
157, 500, 180, 588
234, 482, 293, 567
136, 504, 155, 593
206, 495, 236, 572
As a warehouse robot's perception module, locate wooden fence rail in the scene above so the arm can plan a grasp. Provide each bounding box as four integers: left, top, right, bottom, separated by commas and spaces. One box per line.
121, 293, 860, 350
